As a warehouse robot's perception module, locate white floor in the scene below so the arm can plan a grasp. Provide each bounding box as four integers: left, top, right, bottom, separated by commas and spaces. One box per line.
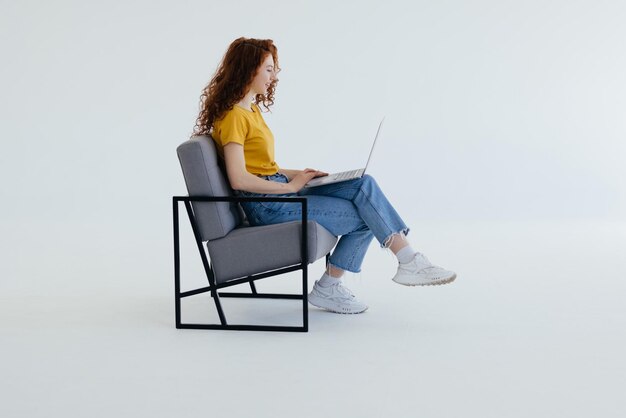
2, 220, 625, 418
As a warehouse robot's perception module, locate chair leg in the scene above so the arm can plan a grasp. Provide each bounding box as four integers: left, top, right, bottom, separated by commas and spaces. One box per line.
183, 201, 227, 326
174, 198, 181, 328
302, 261, 308, 332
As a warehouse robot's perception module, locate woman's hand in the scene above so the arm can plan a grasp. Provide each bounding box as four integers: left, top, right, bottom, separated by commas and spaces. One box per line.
307, 168, 329, 178
288, 168, 325, 192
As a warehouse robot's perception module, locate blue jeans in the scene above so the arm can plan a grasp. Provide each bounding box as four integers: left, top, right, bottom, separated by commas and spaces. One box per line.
236, 173, 409, 273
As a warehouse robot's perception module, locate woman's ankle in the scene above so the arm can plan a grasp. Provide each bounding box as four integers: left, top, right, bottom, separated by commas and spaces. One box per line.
387, 232, 409, 254
326, 264, 345, 278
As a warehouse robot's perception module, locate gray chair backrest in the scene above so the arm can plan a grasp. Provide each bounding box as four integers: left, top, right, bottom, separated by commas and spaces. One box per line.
177, 135, 243, 241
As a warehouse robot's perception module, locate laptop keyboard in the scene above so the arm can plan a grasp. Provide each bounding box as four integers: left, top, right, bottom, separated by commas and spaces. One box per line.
334, 169, 361, 180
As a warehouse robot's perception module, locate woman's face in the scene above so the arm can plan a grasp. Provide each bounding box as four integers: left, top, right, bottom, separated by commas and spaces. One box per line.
249, 54, 279, 96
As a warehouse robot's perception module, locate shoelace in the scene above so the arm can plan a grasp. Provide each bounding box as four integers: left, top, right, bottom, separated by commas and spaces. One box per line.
332, 283, 355, 300
413, 253, 444, 271
414, 252, 431, 265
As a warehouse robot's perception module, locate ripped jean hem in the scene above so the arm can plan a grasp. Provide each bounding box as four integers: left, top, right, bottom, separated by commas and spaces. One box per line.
325, 259, 362, 274
381, 228, 411, 249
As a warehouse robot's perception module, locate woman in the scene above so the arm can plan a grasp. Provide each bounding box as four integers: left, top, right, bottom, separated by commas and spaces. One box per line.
192, 37, 456, 314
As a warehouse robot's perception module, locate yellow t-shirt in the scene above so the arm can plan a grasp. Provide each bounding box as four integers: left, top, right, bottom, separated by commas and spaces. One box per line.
212, 104, 280, 176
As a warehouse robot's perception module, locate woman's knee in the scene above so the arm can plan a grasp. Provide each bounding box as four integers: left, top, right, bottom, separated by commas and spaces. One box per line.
359, 174, 379, 190
362, 174, 377, 183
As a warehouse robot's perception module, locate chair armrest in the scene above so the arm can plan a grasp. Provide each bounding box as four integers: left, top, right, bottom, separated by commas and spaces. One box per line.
172, 195, 306, 205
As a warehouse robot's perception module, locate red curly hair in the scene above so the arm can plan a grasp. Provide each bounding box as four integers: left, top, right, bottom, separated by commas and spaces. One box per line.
192, 37, 280, 137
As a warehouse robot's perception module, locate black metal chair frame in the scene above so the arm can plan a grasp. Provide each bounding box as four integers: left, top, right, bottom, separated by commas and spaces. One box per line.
173, 195, 327, 332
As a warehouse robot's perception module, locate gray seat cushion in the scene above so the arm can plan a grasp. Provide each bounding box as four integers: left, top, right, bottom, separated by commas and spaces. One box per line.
207, 220, 337, 283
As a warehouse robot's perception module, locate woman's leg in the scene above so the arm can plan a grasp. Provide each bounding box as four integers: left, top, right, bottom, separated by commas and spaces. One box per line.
251, 193, 375, 274
299, 174, 409, 248
239, 174, 376, 274
300, 175, 456, 286
248, 191, 375, 314
251, 174, 411, 274
242, 173, 456, 295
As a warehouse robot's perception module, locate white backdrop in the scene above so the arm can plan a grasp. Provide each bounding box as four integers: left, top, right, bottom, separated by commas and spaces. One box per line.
2, 2, 626, 417
1, 0, 624, 228
2, 0, 625, 320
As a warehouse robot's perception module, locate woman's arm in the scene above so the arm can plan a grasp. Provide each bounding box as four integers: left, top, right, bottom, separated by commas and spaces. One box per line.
223, 143, 319, 194
280, 168, 329, 181
278, 168, 301, 180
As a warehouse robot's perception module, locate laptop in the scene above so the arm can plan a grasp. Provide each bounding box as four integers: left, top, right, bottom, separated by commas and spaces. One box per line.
304, 117, 385, 188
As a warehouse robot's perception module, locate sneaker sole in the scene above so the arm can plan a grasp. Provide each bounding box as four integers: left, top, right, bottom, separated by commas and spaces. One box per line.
392, 273, 457, 287
308, 295, 368, 314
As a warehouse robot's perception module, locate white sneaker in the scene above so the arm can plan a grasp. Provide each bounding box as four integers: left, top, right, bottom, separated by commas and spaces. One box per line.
392, 252, 457, 286
308, 280, 368, 314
